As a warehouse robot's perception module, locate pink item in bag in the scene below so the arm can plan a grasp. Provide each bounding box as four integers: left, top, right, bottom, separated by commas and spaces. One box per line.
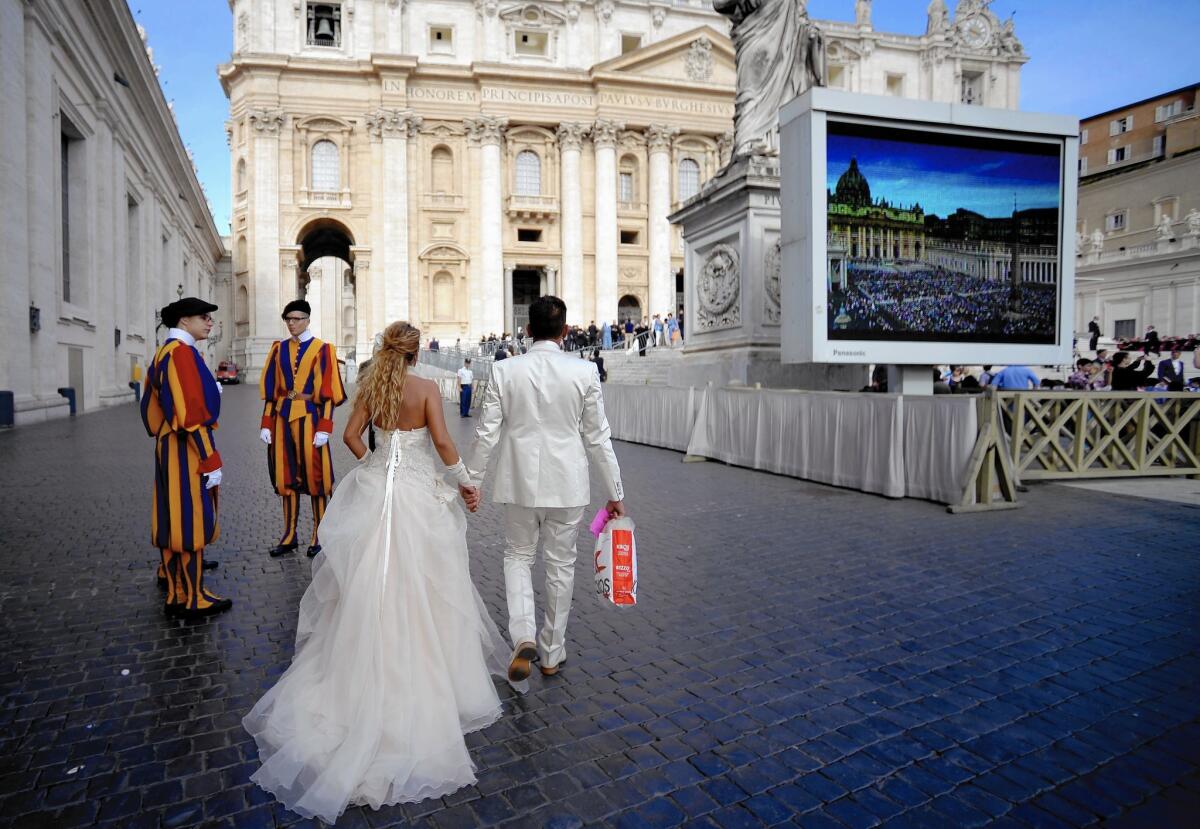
589, 507, 611, 538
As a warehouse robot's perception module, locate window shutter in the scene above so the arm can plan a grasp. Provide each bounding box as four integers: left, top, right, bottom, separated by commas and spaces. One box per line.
1110, 120, 1119, 136
1107, 149, 1116, 164
1080, 128, 1088, 144
1126, 114, 1132, 130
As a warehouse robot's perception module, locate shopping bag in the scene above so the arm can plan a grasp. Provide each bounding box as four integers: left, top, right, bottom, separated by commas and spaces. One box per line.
594, 517, 637, 607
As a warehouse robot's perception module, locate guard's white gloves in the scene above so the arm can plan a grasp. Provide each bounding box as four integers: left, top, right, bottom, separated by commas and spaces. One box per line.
260, 428, 272, 444
313, 432, 330, 448
205, 468, 222, 489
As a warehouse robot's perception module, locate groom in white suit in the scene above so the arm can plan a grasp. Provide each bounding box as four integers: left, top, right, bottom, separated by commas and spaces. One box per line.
466, 296, 625, 681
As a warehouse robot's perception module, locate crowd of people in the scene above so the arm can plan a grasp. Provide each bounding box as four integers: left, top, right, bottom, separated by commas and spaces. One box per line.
830, 263, 1057, 340
430, 311, 684, 360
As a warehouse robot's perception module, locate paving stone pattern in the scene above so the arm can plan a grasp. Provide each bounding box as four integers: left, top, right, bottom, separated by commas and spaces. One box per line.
1, 384, 1198, 829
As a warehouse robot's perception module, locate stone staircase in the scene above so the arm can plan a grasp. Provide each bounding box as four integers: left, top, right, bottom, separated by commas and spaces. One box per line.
604, 347, 682, 386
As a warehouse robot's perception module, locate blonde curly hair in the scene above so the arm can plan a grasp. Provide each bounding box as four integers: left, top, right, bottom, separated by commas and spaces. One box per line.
355, 321, 420, 430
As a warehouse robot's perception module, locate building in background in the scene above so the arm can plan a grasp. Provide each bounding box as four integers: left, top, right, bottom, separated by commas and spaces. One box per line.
221, 0, 1027, 377
0, 0, 228, 424
1075, 83, 1200, 343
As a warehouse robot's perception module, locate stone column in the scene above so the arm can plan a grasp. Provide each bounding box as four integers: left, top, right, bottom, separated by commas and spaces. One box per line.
503, 263, 514, 335
249, 108, 285, 372
1, 0, 30, 400
466, 116, 507, 336
545, 264, 558, 296
592, 119, 623, 326
556, 122, 587, 323
647, 124, 678, 321
367, 108, 422, 324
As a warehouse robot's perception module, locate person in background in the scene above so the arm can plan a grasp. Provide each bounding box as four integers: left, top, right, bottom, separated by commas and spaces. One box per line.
1157, 348, 1186, 392
667, 313, 680, 346
978, 365, 994, 387
602, 320, 613, 351
494, 346, 509, 361
652, 314, 664, 347
1088, 316, 1101, 352
1143, 325, 1161, 358
591, 348, 607, 382
1110, 352, 1155, 390
429, 337, 440, 352
635, 319, 650, 357
457, 358, 474, 417
990, 364, 1040, 390
1067, 359, 1093, 389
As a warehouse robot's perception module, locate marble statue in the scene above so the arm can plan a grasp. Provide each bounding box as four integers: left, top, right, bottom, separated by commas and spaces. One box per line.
926, 0, 951, 34
714, 0, 825, 159
1185, 208, 1200, 236
1075, 230, 1088, 254
1091, 228, 1105, 252
1157, 213, 1174, 240
855, 0, 872, 27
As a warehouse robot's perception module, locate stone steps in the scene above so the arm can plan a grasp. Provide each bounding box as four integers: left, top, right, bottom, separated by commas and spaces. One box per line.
604, 348, 682, 386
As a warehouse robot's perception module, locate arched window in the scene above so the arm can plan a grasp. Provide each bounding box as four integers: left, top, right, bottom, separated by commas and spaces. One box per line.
236, 235, 247, 273
236, 158, 246, 192
311, 140, 339, 191
678, 158, 701, 201
433, 271, 455, 320
515, 150, 541, 195
235, 284, 249, 324
619, 154, 638, 203
431, 146, 454, 193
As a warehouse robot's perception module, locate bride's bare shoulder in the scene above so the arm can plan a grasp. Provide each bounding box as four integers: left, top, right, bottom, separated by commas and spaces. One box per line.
406, 374, 437, 393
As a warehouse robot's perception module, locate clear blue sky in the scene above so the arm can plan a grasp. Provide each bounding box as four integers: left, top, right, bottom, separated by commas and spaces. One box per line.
131, 0, 1200, 235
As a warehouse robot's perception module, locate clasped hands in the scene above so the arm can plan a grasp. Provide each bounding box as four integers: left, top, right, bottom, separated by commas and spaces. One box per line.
458, 484, 481, 513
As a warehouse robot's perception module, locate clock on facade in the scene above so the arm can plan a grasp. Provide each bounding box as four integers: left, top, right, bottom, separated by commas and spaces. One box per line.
960, 15, 992, 49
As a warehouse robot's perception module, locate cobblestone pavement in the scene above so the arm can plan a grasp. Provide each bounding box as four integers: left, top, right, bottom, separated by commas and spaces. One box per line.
1, 384, 1198, 829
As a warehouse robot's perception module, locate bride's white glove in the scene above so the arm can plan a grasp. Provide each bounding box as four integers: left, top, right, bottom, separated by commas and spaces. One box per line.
444, 460, 473, 487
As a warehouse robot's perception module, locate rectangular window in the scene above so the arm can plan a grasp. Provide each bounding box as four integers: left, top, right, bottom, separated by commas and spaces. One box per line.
307, 3, 342, 47
1109, 115, 1132, 135
1153, 134, 1165, 156
515, 30, 547, 56
828, 65, 846, 89
619, 172, 634, 202
621, 34, 643, 54
1078, 157, 1088, 174
517, 228, 542, 243
61, 132, 71, 303
1114, 319, 1136, 339
885, 73, 904, 97
620, 230, 639, 245
1107, 146, 1130, 164
1079, 128, 1089, 145
429, 26, 453, 54
1105, 211, 1126, 232
1155, 100, 1183, 122
127, 195, 141, 323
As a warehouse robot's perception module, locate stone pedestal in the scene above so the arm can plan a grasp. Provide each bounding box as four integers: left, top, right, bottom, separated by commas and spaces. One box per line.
669, 155, 865, 390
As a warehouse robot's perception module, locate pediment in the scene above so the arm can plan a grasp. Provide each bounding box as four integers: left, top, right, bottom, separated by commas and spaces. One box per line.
593, 26, 734, 86
419, 242, 468, 261
294, 114, 354, 134
499, 3, 568, 29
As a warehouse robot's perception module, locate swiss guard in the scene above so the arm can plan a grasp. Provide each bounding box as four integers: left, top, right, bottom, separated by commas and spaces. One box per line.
259, 299, 347, 558
141, 297, 232, 619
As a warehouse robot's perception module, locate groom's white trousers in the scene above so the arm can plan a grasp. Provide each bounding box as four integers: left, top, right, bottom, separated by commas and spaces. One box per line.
502, 504, 586, 668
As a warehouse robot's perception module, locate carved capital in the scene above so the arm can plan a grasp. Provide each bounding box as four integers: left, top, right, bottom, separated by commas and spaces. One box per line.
464, 116, 508, 146
646, 124, 679, 153
556, 121, 587, 152
366, 108, 423, 139
591, 118, 623, 149
564, 1, 580, 23
596, 0, 614, 25
249, 108, 286, 134
475, 0, 498, 18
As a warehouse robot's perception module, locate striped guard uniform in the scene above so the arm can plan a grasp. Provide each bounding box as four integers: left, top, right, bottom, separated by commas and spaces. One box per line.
140, 337, 225, 613
260, 335, 346, 547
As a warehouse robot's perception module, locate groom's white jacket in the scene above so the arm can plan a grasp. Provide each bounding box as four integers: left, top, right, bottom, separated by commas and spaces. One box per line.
466, 341, 623, 508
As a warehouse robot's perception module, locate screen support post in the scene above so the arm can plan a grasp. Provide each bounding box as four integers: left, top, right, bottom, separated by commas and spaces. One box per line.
888, 365, 933, 395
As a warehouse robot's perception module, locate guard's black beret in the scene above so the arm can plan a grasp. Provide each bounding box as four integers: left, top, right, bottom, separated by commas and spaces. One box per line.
282, 299, 312, 319
161, 297, 218, 328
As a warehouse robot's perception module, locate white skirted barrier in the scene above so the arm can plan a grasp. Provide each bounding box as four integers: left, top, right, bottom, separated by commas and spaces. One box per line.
602, 382, 977, 504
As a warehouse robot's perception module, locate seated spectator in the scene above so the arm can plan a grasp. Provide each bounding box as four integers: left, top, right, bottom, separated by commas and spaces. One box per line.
1067, 358, 1092, 389
1110, 352, 1155, 390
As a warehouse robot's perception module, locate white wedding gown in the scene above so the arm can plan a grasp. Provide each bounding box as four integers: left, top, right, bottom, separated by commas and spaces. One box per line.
243, 427, 521, 824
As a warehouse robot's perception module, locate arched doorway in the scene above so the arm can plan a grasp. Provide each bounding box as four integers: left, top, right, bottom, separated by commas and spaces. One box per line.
297, 219, 356, 356
618, 294, 641, 326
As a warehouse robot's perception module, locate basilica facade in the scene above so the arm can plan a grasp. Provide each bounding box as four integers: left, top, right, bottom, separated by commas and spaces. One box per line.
221, 0, 1027, 375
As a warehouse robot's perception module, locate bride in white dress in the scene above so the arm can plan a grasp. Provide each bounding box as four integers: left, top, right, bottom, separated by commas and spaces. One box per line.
243, 321, 521, 824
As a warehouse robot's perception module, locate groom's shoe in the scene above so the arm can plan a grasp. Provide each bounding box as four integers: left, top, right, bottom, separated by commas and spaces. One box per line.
269, 543, 298, 558
508, 642, 538, 682
539, 658, 566, 677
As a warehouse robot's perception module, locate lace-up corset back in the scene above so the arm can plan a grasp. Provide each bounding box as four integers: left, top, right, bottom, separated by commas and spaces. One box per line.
364, 427, 438, 488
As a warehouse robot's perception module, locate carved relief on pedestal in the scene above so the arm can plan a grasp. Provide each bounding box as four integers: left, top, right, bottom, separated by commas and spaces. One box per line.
764, 238, 781, 324
696, 243, 741, 331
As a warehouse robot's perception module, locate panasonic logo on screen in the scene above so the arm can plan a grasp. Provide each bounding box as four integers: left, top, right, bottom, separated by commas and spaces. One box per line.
833, 349, 866, 357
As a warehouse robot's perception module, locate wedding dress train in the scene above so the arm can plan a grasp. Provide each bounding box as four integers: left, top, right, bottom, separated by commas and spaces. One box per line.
243, 427, 520, 824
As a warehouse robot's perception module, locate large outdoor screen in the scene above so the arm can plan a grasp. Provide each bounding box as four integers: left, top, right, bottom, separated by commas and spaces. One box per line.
824, 120, 1063, 345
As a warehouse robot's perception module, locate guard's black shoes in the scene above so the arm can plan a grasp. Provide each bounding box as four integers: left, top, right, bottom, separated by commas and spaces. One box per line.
306, 545, 322, 559
203, 559, 219, 570
269, 543, 299, 558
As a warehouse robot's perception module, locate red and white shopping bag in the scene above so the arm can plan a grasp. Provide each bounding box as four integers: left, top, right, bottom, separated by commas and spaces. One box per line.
594, 516, 637, 607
